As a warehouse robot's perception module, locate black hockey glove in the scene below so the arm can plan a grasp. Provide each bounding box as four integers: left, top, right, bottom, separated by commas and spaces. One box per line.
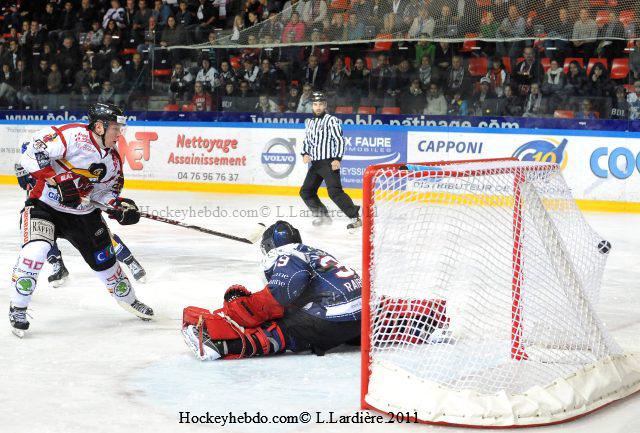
14, 164, 36, 191
107, 198, 140, 225
53, 172, 81, 208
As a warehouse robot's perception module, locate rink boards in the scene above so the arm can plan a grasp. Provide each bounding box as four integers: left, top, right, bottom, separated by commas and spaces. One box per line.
2, 121, 640, 212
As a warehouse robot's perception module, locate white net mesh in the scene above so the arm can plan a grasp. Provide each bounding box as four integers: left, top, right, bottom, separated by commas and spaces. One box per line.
206, 0, 639, 47
362, 159, 639, 426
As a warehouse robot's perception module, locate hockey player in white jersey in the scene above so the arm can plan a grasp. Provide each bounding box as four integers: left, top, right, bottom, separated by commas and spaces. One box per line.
9, 103, 153, 337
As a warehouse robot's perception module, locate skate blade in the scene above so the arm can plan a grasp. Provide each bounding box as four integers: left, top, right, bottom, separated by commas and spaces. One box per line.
117, 301, 154, 321
50, 276, 68, 288
134, 274, 147, 284
11, 328, 25, 338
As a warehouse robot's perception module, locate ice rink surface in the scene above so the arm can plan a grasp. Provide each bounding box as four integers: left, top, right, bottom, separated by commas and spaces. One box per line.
0, 185, 638, 433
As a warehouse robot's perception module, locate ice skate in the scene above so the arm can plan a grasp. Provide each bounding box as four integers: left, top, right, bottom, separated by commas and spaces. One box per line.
118, 299, 154, 321
48, 255, 69, 287
9, 304, 29, 338
347, 217, 362, 233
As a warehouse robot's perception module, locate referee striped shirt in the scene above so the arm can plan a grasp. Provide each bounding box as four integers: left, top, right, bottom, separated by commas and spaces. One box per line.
302, 113, 346, 161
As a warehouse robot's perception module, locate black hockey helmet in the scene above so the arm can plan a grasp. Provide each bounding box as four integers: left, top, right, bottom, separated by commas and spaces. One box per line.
261, 221, 302, 254
311, 91, 326, 103
88, 102, 126, 130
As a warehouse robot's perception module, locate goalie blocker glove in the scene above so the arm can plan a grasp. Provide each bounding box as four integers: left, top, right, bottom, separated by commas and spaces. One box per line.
107, 198, 140, 225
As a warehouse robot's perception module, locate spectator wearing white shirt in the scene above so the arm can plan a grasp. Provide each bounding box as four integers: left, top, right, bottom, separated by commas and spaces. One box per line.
196, 58, 219, 92
627, 81, 640, 120
103, 0, 126, 28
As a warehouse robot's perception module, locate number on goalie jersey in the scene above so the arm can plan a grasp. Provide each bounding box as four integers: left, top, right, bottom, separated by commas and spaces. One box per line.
181, 220, 362, 361
263, 243, 362, 322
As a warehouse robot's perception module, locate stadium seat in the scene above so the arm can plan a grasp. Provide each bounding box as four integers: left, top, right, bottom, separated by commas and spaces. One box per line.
476, 0, 491, 7
181, 104, 196, 112
595, 10, 609, 27
619, 10, 635, 27
152, 69, 171, 77
610, 58, 630, 79
344, 56, 352, 70
587, 58, 608, 75
563, 58, 584, 74
357, 106, 376, 114
380, 107, 401, 114
541, 57, 551, 73
163, 104, 180, 111
468, 57, 488, 76
120, 48, 138, 56
365, 57, 373, 70
335, 106, 354, 114
554, 110, 575, 118
373, 34, 393, 51
329, 0, 350, 9
460, 33, 479, 52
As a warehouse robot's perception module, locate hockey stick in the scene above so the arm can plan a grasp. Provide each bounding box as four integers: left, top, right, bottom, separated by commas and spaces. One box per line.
89, 199, 265, 245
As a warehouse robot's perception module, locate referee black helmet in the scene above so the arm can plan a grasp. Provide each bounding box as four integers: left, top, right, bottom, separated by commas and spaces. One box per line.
311, 91, 327, 103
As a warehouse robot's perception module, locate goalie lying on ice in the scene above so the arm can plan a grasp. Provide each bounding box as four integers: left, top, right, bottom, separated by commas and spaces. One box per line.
182, 221, 362, 360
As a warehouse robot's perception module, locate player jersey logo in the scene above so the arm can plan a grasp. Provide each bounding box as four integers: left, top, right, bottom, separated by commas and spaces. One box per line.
42, 132, 58, 143
88, 163, 107, 181
114, 281, 130, 298
15, 277, 36, 295
93, 245, 115, 264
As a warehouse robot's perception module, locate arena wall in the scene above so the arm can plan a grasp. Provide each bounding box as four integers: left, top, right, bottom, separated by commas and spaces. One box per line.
2, 121, 640, 212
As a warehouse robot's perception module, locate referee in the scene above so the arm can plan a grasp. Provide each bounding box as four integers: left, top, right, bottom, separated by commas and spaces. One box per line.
299, 91, 361, 230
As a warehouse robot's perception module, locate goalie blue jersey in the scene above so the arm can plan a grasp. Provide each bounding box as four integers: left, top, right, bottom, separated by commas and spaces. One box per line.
261, 244, 361, 322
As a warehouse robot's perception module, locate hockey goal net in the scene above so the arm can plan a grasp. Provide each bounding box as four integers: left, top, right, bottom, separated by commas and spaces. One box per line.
361, 158, 640, 427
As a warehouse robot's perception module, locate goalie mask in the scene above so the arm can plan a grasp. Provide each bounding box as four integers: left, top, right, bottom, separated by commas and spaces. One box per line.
260, 221, 302, 255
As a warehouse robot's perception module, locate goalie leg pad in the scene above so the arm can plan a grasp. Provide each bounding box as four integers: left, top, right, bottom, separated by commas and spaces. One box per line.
182, 306, 243, 340
376, 298, 449, 345
241, 321, 287, 358
181, 307, 287, 360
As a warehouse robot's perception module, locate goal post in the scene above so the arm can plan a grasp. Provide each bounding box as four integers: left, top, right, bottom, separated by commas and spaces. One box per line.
361, 158, 640, 427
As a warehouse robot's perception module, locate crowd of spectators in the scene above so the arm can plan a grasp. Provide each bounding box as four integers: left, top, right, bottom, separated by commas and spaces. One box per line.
2, 0, 640, 119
